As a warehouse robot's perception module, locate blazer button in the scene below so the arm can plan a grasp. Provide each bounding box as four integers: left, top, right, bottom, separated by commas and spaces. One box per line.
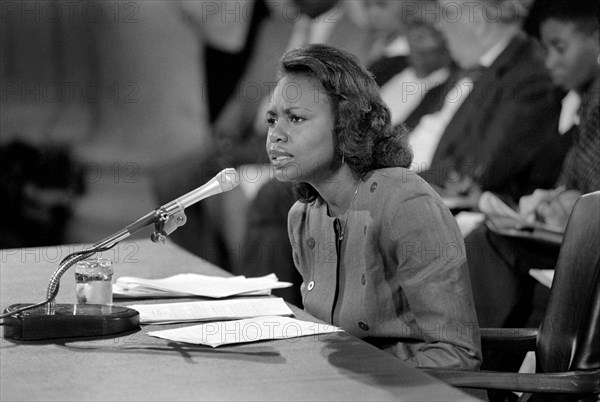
307, 281, 315, 291
370, 182, 377, 192
358, 321, 369, 331
307, 238, 316, 249
361, 274, 366, 285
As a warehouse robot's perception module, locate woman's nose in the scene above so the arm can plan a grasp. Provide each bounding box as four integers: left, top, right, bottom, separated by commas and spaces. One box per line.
268, 123, 287, 143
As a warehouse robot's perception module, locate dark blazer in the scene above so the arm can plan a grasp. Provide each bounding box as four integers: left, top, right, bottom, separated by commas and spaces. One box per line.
422, 33, 566, 202
368, 55, 409, 87
403, 66, 462, 131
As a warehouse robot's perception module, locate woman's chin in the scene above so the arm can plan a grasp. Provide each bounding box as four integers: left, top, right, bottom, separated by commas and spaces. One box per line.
272, 167, 293, 183
271, 164, 304, 183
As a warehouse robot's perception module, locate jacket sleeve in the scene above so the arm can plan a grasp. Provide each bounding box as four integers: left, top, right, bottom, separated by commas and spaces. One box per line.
384, 191, 482, 369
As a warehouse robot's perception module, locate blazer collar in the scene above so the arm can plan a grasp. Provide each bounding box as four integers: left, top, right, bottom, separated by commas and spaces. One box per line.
483, 31, 530, 78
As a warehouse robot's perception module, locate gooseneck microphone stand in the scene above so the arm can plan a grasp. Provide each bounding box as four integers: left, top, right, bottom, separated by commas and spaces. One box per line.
1, 168, 238, 340
44, 198, 188, 315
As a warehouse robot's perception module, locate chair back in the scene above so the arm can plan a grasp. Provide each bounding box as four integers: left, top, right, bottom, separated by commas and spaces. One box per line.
537, 191, 600, 373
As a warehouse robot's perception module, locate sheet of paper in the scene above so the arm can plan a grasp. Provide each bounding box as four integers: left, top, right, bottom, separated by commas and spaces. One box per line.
528, 269, 554, 289
478, 191, 522, 221
147, 316, 344, 347
443, 195, 476, 211
113, 282, 271, 299
128, 297, 293, 324
114, 273, 291, 299
113, 283, 193, 299
455, 211, 485, 237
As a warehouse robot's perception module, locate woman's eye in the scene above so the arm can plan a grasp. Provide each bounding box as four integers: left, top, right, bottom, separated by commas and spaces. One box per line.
266, 116, 277, 127
290, 115, 305, 124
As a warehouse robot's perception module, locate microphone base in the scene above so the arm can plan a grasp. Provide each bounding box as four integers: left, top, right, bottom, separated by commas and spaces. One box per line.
2, 304, 140, 341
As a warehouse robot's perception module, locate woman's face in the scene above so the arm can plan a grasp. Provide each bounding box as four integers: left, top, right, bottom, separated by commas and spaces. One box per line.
434, 0, 484, 69
540, 19, 600, 91
363, 0, 405, 37
407, 21, 451, 75
265, 74, 336, 185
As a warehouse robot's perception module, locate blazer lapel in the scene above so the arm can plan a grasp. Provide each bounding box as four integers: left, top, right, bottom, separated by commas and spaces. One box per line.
430, 33, 530, 169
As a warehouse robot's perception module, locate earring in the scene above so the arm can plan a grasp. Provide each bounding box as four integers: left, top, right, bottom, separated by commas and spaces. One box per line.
342, 152, 345, 165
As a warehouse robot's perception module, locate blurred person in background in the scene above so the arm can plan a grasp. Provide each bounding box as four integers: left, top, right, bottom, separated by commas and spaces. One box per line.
417, 0, 567, 210
466, 0, 599, 337
464, 1, 599, 399
363, 0, 411, 87
178, 0, 270, 123
379, 0, 458, 132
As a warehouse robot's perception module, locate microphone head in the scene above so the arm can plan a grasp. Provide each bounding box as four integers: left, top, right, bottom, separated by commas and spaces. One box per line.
217, 168, 240, 192
166, 168, 240, 212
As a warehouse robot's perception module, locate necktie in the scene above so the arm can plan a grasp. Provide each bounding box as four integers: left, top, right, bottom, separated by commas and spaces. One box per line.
458, 65, 485, 83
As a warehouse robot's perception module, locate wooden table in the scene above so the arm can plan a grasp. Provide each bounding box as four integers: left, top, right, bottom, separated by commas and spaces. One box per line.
0, 240, 478, 401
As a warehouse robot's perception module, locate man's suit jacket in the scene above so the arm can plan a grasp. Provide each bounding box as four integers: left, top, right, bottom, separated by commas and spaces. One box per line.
402, 67, 461, 131
422, 33, 568, 202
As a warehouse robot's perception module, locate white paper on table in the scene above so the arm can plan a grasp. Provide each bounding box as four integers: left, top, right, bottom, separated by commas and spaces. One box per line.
114, 273, 291, 299
147, 316, 344, 347
113, 282, 271, 299
455, 211, 486, 237
128, 297, 293, 324
113, 283, 195, 299
478, 192, 563, 233
528, 269, 554, 289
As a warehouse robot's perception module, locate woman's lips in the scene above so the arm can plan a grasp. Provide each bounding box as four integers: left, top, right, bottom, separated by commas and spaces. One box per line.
269, 149, 294, 167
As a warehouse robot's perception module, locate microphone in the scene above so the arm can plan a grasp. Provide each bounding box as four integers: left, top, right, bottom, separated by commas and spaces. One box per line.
125, 168, 240, 239
1, 168, 240, 341
161, 167, 239, 212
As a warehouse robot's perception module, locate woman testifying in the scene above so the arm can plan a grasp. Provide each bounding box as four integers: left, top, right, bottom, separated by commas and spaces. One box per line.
265, 44, 481, 370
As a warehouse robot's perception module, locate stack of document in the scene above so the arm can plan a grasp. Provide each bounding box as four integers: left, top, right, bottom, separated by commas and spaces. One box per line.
113, 273, 292, 299
147, 316, 343, 346
129, 297, 294, 325
528, 269, 554, 289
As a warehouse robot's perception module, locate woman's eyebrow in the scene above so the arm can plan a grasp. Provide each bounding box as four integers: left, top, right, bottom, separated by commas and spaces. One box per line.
284, 106, 313, 114
265, 104, 278, 115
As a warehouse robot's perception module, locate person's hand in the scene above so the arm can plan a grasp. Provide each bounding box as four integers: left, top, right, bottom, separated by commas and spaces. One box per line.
518, 188, 556, 222
535, 189, 581, 232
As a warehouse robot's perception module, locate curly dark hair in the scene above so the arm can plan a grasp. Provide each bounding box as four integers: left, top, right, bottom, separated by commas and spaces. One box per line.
537, 0, 599, 35
278, 44, 413, 203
